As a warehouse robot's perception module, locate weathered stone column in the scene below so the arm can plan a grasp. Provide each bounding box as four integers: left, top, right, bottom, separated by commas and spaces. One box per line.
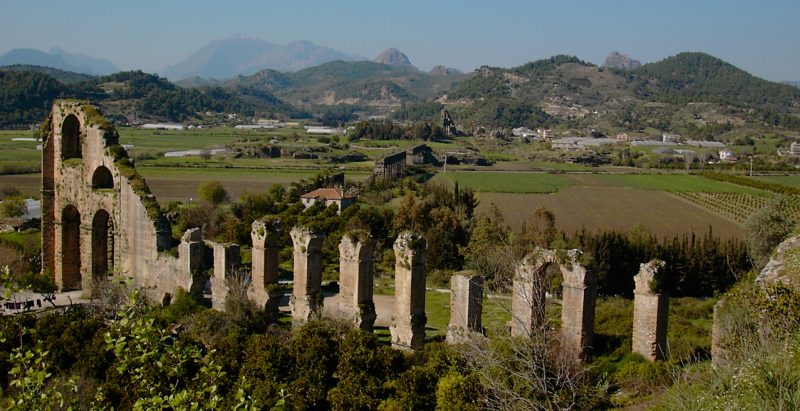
446, 272, 484, 344
290, 226, 324, 324
211, 242, 241, 311
560, 250, 596, 361
338, 232, 376, 330
178, 228, 205, 294
250, 218, 283, 317
511, 253, 548, 337
79, 223, 93, 292
632, 259, 669, 361
711, 297, 728, 368
390, 232, 427, 350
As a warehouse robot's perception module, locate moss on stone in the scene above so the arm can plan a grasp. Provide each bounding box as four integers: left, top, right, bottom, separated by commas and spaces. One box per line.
346, 228, 371, 245
39, 113, 53, 138
81, 105, 113, 131
779, 248, 800, 285
106, 144, 165, 224
62, 158, 83, 168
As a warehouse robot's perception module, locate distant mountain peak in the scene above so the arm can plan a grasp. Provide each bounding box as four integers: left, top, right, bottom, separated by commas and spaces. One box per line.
373, 48, 415, 69
163, 37, 359, 80
603, 51, 641, 70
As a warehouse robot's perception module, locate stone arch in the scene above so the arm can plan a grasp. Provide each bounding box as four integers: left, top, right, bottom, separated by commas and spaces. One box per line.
511, 248, 596, 360
61, 114, 82, 160
61, 205, 81, 289
91, 209, 114, 280
91, 166, 114, 189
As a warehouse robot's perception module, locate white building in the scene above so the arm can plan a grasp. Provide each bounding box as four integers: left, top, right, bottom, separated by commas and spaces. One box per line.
305, 126, 346, 135
300, 188, 356, 213
791, 142, 800, 156
719, 148, 737, 162
141, 123, 184, 130
662, 132, 680, 143
537, 128, 555, 140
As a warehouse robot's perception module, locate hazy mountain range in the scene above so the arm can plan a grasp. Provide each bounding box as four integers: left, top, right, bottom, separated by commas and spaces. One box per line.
0, 47, 118, 75
1, 39, 799, 137
161, 36, 362, 80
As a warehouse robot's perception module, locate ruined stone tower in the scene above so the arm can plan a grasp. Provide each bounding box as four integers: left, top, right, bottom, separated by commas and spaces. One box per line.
41, 101, 173, 293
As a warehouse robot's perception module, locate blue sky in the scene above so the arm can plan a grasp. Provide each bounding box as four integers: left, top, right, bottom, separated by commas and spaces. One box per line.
2, 0, 798, 80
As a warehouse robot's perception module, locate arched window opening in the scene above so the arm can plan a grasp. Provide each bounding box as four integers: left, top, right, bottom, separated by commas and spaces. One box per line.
61, 114, 82, 160
92, 166, 114, 189
61, 205, 81, 289
92, 209, 114, 280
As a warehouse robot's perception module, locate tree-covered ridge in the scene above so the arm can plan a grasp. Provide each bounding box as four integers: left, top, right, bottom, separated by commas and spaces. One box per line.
227, 60, 467, 109
632, 52, 800, 111
0, 67, 302, 126
0, 70, 71, 127
0, 64, 96, 84
445, 52, 800, 130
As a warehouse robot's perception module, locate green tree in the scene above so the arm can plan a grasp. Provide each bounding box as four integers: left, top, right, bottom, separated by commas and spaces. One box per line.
0, 196, 26, 218
745, 195, 796, 268
198, 181, 229, 206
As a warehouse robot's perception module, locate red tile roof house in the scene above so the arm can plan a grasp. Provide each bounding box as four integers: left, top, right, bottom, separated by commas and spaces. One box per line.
300, 188, 356, 213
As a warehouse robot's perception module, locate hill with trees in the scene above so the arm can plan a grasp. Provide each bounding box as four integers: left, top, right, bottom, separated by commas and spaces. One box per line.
2, 51, 799, 133
0, 67, 303, 127
223, 60, 467, 115
440, 53, 800, 132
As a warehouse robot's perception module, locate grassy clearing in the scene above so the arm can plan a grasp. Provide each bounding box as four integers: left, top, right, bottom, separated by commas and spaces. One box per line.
756, 175, 800, 188
592, 174, 765, 194
433, 171, 576, 193
422, 290, 513, 338
477, 188, 744, 239
135, 167, 316, 201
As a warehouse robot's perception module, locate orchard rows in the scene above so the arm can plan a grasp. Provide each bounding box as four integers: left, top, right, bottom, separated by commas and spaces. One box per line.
673, 192, 800, 224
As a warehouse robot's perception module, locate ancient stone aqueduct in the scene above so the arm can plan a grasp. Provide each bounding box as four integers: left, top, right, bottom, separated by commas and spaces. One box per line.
41, 101, 670, 357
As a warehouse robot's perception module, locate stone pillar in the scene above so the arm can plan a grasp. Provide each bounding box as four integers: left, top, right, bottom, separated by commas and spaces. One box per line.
211, 242, 241, 311
250, 218, 282, 317
711, 297, 728, 368
632, 260, 669, 361
560, 250, 596, 361
79, 223, 93, 292
338, 232, 376, 330
178, 228, 205, 296
446, 272, 484, 344
289, 226, 324, 324
510, 254, 547, 337
390, 232, 427, 350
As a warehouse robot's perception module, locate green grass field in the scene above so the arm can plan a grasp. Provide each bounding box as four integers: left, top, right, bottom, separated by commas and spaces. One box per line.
756, 175, 800, 188
433, 172, 576, 193
593, 174, 766, 194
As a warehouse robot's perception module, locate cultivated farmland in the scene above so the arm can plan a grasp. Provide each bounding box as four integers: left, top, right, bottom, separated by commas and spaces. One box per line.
476, 188, 744, 239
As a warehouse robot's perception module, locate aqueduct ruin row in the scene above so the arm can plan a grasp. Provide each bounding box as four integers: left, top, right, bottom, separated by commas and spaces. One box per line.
41, 101, 672, 356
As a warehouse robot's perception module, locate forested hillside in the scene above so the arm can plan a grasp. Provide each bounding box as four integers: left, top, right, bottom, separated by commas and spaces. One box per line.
0, 68, 302, 127
2, 51, 799, 132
